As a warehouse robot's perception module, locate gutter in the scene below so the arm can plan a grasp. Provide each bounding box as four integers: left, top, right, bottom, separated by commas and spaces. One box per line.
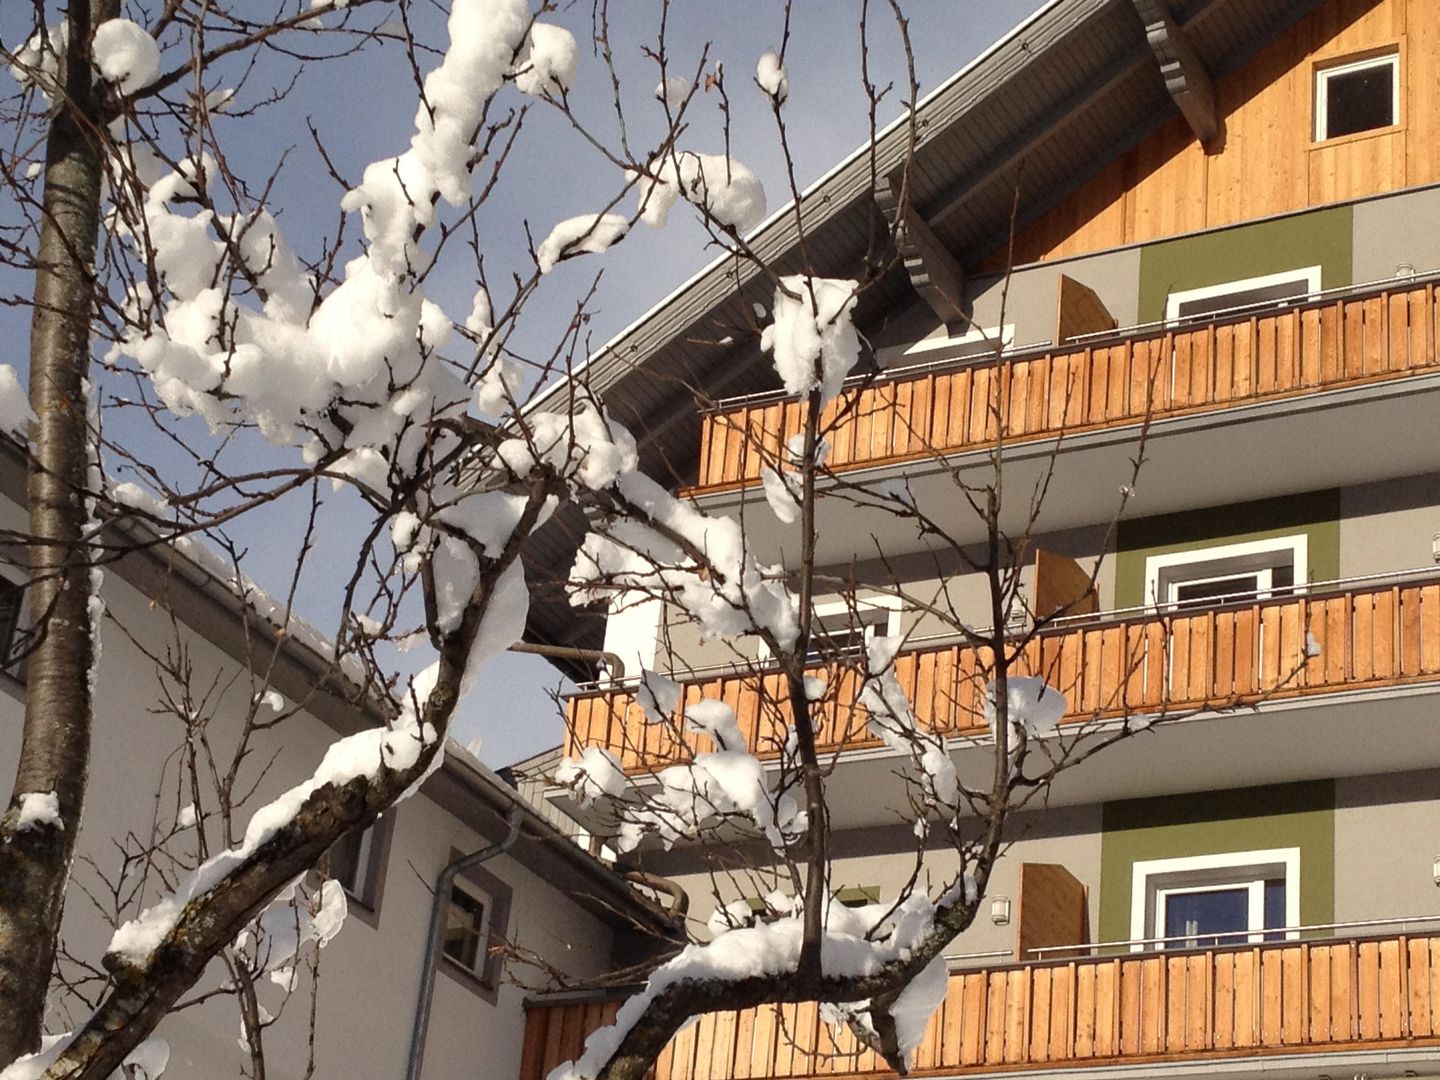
404, 808, 524, 1080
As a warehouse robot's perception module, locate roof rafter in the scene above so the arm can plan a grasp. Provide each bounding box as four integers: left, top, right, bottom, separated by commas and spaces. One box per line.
876, 173, 967, 329
1132, 0, 1221, 146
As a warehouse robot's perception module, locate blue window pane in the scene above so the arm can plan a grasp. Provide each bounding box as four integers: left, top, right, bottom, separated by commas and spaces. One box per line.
1263, 879, 1286, 941
1163, 887, 1249, 948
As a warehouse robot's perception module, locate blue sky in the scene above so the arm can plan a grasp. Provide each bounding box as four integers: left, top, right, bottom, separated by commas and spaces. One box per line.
0, 1, 1044, 767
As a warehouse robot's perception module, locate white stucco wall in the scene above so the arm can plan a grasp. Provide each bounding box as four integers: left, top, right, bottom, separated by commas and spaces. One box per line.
0, 500, 616, 1080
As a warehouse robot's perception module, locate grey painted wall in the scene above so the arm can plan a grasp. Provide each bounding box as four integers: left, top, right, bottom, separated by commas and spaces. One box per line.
1333, 769, 1440, 926
1352, 184, 1440, 283
1338, 472, 1440, 579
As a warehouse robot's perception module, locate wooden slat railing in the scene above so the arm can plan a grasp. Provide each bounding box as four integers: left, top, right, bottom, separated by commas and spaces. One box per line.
692, 280, 1440, 491
564, 573, 1440, 772
520, 931, 1440, 1080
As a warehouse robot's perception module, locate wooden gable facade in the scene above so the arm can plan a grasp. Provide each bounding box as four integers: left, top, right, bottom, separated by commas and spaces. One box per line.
1001, 0, 1440, 268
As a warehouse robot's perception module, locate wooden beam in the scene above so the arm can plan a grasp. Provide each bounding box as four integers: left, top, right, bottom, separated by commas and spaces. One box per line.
1132, 0, 1220, 147
876, 173, 967, 329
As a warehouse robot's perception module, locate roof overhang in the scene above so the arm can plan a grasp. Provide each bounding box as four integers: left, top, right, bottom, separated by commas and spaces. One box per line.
521, 0, 1332, 656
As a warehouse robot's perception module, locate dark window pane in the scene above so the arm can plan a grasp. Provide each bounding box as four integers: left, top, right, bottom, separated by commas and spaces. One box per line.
328, 829, 364, 894
1173, 574, 1261, 608
1175, 278, 1312, 321
1163, 887, 1249, 948
1263, 879, 1287, 941
1324, 63, 1395, 139
0, 578, 23, 668
443, 887, 485, 969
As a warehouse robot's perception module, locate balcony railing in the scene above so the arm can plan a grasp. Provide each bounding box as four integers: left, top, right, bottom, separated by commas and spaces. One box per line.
564, 570, 1440, 773
691, 277, 1440, 492
520, 925, 1440, 1080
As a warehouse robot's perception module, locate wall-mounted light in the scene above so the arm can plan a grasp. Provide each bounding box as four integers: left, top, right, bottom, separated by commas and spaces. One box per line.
1397, 263, 1417, 279
1432, 854, 1440, 886
1432, 533, 1440, 565
991, 896, 1012, 926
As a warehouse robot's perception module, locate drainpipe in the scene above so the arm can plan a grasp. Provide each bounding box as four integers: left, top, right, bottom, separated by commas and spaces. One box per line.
404, 808, 524, 1080
507, 642, 626, 681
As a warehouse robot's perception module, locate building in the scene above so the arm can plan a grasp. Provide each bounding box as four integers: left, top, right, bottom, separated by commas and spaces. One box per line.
520, 0, 1440, 1077
0, 433, 674, 1080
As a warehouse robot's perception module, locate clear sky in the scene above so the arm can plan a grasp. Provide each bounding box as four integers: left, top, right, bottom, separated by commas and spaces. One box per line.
0, 0, 1045, 768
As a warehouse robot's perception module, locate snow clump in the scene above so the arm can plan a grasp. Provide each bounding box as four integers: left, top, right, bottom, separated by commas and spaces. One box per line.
985, 675, 1067, 742
92, 19, 162, 95
555, 746, 627, 807
536, 213, 629, 273
756, 51, 789, 103
13, 791, 62, 833
0, 366, 36, 437
762, 277, 861, 406
512, 23, 578, 96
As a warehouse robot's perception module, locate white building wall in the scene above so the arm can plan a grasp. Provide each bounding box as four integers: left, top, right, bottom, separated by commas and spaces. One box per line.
0, 498, 615, 1079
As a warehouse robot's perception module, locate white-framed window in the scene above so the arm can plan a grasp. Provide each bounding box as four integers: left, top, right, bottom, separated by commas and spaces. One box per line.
1143, 535, 1308, 610
1315, 52, 1400, 142
759, 595, 904, 663
1165, 267, 1322, 325
885, 324, 1015, 369
1129, 848, 1300, 951
442, 878, 492, 975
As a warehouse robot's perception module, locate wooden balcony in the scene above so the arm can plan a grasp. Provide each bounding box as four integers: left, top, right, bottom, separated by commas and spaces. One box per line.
519, 929, 1440, 1080
691, 279, 1440, 493
564, 572, 1440, 773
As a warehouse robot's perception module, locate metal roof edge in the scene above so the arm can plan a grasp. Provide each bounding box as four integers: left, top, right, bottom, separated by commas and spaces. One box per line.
525, 0, 1090, 413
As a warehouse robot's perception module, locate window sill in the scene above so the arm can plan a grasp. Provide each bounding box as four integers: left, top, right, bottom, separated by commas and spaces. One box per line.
1308, 121, 1406, 152
438, 952, 501, 1006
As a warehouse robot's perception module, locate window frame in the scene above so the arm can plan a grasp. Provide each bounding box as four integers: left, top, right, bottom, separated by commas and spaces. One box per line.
884, 323, 1016, 369
1143, 534, 1308, 611
441, 877, 492, 974
757, 595, 903, 663
436, 856, 512, 1004
1313, 50, 1401, 143
1164, 267, 1322, 325
1129, 848, 1301, 951
326, 819, 390, 916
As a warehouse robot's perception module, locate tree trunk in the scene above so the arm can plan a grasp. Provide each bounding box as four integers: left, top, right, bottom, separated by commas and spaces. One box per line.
0, 0, 115, 1063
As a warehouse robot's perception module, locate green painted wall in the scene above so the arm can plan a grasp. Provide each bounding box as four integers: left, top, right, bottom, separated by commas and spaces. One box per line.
1114, 489, 1340, 609
1136, 205, 1354, 323
1097, 781, 1336, 946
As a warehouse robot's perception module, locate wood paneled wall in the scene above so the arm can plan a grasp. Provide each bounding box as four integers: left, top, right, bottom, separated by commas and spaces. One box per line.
1001, 0, 1440, 267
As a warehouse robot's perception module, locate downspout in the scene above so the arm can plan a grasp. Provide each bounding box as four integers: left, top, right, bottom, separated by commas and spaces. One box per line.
508, 641, 625, 680
404, 808, 524, 1080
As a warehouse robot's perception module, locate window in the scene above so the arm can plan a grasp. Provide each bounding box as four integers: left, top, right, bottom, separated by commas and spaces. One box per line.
1144, 535, 1307, 610
757, 596, 903, 664
327, 823, 383, 909
884, 324, 1015, 370
1315, 52, 1399, 141
0, 575, 29, 672
1165, 267, 1321, 325
1130, 848, 1300, 950
834, 885, 881, 908
442, 880, 490, 973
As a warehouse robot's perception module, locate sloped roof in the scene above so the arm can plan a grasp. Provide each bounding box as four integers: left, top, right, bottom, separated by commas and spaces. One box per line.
524, 0, 1330, 656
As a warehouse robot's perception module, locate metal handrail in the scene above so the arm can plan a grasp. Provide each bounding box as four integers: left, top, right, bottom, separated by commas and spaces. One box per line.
571, 564, 1440, 693
703, 268, 1440, 414
1027, 914, 1440, 958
